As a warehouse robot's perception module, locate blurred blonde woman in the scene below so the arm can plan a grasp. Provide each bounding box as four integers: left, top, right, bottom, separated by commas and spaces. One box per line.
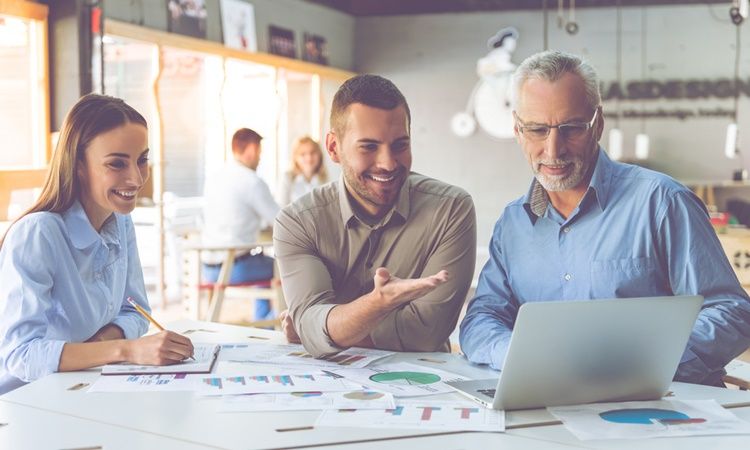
278, 136, 328, 205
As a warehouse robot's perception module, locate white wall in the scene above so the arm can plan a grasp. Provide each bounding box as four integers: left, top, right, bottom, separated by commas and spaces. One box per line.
354, 4, 750, 243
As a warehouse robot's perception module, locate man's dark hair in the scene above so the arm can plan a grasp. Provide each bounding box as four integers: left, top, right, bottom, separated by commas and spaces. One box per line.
231, 128, 263, 153
330, 74, 411, 135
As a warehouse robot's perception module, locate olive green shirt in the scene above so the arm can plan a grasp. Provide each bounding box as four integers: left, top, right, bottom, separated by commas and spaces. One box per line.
273, 173, 477, 356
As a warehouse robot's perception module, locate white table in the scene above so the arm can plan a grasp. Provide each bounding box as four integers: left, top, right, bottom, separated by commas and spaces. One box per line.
3, 320, 750, 450
0, 401, 219, 450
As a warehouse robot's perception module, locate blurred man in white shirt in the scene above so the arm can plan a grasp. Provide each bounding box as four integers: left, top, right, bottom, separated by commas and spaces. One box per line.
202, 128, 280, 320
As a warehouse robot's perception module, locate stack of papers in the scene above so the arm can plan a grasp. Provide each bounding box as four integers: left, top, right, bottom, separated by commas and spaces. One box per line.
218, 342, 393, 368
87, 339, 505, 432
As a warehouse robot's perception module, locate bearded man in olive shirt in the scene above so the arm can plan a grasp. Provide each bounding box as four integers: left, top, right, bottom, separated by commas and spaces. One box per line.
274, 74, 477, 356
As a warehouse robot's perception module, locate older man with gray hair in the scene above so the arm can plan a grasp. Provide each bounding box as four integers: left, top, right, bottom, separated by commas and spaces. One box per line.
459, 50, 750, 386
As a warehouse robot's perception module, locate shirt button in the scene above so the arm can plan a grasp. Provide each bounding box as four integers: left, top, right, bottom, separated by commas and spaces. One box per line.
563, 226, 571, 233
564, 273, 572, 281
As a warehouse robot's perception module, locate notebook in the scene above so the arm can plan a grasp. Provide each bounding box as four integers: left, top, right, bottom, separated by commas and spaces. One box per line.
101, 343, 220, 375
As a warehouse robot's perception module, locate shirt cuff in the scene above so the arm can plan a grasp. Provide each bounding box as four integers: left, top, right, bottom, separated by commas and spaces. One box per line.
675, 347, 714, 384
490, 335, 511, 371
25, 339, 66, 382
111, 314, 148, 340
298, 303, 343, 357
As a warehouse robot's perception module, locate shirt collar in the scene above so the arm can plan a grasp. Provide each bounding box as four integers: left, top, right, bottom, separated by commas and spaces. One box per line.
587, 147, 614, 211
230, 157, 255, 173
337, 174, 411, 228
523, 147, 612, 223
294, 173, 319, 184
63, 200, 121, 249
523, 179, 549, 221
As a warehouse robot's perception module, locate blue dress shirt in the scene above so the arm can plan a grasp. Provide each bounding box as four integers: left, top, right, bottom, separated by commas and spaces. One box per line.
0, 201, 149, 394
460, 149, 750, 385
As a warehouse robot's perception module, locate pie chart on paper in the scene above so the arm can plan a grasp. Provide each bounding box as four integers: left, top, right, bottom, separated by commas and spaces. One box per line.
343, 391, 386, 400
599, 408, 705, 425
369, 371, 441, 386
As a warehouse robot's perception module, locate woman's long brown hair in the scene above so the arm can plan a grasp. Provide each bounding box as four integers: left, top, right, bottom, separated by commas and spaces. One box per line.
0, 94, 147, 249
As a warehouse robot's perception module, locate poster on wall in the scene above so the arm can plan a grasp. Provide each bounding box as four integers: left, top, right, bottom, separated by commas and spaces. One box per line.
167, 0, 208, 39
220, 0, 257, 52
302, 32, 328, 65
268, 25, 296, 58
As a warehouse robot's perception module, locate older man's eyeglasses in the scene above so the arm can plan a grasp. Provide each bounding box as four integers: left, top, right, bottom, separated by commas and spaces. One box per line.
515, 109, 599, 142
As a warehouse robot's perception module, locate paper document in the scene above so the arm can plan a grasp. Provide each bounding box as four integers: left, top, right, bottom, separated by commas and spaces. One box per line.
219, 342, 392, 368
88, 374, 194, 393
328, 362, 470, 397
219, 390, 395, 412
548, 399, 750, 440
102, 343, 220, 375
316, 398, 505, 432
194, 367, 359, 396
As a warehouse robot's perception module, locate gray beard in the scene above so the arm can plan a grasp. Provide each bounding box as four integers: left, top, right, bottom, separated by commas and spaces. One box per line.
533, 158, 586, 192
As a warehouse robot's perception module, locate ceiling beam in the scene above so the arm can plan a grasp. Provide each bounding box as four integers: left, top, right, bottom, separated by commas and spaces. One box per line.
306, 0, 731, 16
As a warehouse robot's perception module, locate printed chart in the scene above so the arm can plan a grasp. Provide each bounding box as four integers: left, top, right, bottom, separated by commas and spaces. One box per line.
88, 374, 193, 393
330, 362, 469, 397
196, 371, 355, 396
600, 408, 703, 425
219, 343, 392, 368
219, 390, 395, 412
316, 399, 505, 432
549, 399, 750, 440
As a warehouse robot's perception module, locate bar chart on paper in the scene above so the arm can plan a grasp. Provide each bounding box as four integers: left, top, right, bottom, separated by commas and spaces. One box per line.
88, 373, 193, 393
196, 371, 355, 395
316, 399, 505, 431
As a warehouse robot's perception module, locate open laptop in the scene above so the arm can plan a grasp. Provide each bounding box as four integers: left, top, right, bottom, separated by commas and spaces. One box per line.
447, 295, 703, 411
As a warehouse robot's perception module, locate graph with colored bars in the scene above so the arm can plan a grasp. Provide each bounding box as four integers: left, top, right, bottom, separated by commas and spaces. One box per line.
198, 372, 351, 395
387, 406, 478, 421
126, 374, 186, 385
317, 402, 504, 432
287, 351, 367, 366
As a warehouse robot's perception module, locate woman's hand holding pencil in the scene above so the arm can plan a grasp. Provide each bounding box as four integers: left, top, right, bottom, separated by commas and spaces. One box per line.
125, 297, 195, 365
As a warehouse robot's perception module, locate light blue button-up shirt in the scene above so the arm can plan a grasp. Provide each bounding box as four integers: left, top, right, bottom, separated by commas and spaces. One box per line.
460, 149, 750, 385
0, 201, 149, 394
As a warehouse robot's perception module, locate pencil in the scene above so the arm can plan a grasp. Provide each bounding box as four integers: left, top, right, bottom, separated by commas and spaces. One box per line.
126, 297, 165, 331
126, 297, 195, 361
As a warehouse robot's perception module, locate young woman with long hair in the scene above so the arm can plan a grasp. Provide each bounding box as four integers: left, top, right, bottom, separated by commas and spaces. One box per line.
0, 94, 193, 394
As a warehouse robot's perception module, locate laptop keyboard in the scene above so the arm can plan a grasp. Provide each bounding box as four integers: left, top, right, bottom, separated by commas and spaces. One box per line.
478, 388, 496, 398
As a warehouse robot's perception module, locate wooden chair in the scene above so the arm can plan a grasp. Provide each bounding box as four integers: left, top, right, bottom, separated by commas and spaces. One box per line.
0, 168, 47, 221
183, 242, 284, 328
723, 358, 750, 390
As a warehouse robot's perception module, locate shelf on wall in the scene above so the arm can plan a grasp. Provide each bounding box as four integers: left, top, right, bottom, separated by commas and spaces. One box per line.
104, 20, 355, 82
